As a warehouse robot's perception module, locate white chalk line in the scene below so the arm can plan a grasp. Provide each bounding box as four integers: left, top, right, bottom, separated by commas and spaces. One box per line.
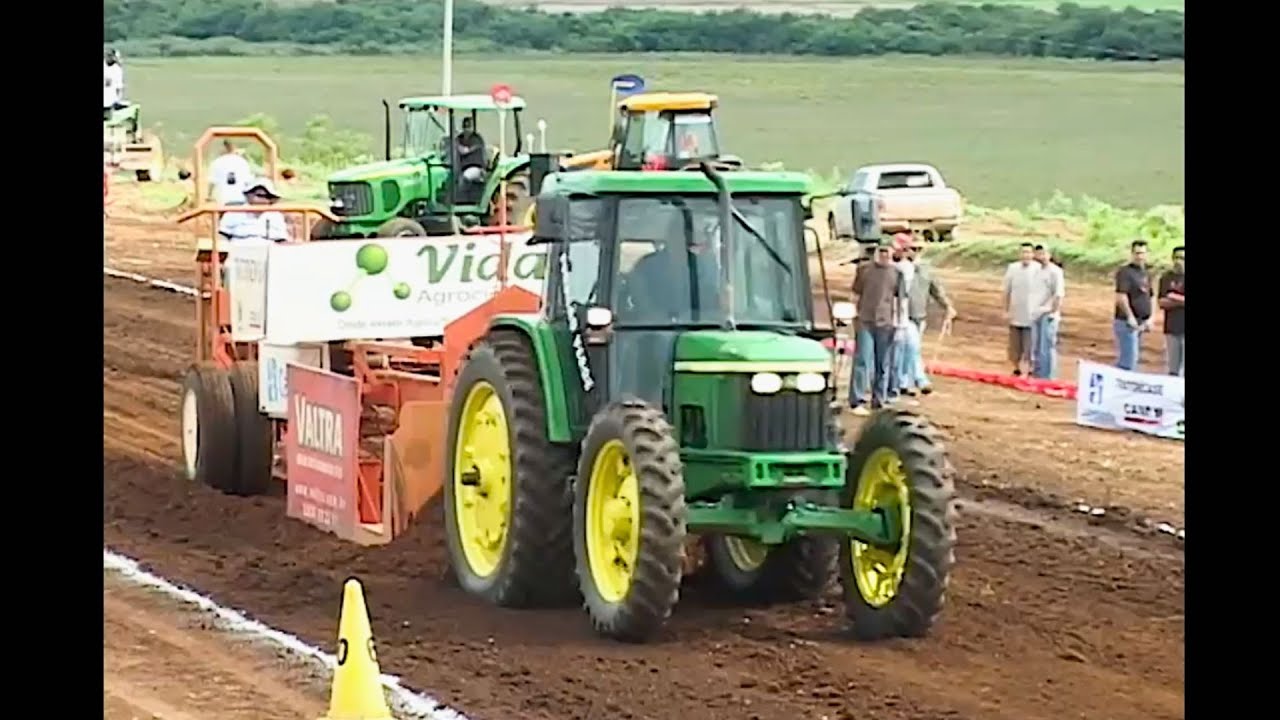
104, 549, 469, 720
104, 265, 199, 297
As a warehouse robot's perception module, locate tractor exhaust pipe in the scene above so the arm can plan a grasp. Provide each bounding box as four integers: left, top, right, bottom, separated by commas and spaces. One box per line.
698, 161, 735, 331
381, 99, 392, 161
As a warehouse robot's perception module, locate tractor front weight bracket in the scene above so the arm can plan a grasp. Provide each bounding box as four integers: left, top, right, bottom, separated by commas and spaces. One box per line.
688, 501, 901, 547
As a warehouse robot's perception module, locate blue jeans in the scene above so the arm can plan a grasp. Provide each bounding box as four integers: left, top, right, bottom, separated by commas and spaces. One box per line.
1113, 319, 1142, 371
895, 320, 928, 390
1030, 314, 1059, 379
847, 325, 874, 407
869, 326, 897, 407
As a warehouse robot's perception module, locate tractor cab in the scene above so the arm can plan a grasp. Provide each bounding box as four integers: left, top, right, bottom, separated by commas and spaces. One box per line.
611, 93, 733, 171
530, 168, 829, 460
401, 95, 526, 207
324, 94, 532, 238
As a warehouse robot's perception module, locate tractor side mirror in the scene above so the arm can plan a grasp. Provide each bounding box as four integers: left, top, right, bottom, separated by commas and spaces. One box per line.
586, 307, 613, 329
831, 301, 855, 326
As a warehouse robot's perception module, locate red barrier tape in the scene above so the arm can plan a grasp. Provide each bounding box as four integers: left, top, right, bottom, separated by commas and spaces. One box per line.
820, 337, 1079, 400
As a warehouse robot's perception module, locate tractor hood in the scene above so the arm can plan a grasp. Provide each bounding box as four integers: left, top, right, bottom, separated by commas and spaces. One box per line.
326, 158, 423, 183
673, 330, 832, 371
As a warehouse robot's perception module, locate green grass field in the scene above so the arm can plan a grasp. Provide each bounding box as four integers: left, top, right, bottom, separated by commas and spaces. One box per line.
131, 54, 1183, 208
475, 1, 1186, 13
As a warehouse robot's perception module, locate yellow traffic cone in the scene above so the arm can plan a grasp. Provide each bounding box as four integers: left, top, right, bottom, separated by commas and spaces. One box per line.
319, 578, 395, 720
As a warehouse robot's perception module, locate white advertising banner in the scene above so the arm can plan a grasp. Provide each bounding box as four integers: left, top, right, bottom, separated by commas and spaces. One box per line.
264, 233, 546, 345
258, 342, 330, 418
1075, 360, 1184, 441
227, 241, 270, 342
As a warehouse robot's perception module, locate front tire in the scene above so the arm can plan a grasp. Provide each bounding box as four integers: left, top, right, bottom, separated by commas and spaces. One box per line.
376, 217, 428, 238
706, 533, 838, 604
839, 408, 956, 640
573, 400, 687, 642
443, 330, 578, 607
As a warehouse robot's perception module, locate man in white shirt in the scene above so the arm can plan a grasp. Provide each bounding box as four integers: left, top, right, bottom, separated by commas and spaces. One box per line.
218, 179, 291, 244
208, 140, 256, 206
1029, 244, 1066, 379
103, 50, 126, 114
1001, 242, 1040, 377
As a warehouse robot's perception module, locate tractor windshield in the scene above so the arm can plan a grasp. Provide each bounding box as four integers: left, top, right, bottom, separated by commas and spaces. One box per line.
614, 195, 808, 327
404, 108, 447, 158
621, 110, 720, 168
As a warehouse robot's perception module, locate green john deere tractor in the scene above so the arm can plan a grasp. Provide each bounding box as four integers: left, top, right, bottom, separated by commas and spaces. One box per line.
443, 163, 958, 642
319, 94, 534, 239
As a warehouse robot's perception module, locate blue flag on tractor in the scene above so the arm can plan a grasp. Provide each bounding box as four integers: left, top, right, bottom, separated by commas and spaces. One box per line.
610, 74, 646, 98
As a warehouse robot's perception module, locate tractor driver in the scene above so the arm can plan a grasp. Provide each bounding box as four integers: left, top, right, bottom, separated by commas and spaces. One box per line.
218, 178, 291, 244
453, 116, 488, 203
622, 220, 723, 322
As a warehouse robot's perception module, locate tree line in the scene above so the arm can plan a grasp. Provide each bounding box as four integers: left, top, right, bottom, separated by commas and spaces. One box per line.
104, 0, 1185, 61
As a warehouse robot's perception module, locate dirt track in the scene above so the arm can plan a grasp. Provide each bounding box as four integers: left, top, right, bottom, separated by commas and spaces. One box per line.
104, 187, 1184, 720
103, 574, 327, 720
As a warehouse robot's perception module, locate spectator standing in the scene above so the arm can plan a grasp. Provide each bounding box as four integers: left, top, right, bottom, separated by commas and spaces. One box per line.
850, 242, 906, 412
903, 239, 956, 395
1002, 242, 1039, 376
1157, 246, 1185, 376
889, 234, 915, 403
1029, 244, 1066, 379
1113, 240, 1154, 371
845, 244, 878, 416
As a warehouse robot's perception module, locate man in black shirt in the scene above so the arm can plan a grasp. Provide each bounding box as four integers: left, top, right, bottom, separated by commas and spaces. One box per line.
1157, 246, 1185, 377
1113, 240, 1154, 371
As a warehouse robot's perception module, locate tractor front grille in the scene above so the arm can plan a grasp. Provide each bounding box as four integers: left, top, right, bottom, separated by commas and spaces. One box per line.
329, 182, 374, 217
737, 378, 830, 452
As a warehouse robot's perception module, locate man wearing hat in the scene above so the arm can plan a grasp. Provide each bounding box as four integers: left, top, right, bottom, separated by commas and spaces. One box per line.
849, 238, 907, 412
218, 178, 290, 244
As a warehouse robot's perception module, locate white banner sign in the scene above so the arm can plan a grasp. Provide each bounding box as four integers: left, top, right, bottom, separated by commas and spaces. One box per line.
228, 241, 269, 342
258, 342, 330, 418
264, 233, 546, 345
1075, 360, 1184, 441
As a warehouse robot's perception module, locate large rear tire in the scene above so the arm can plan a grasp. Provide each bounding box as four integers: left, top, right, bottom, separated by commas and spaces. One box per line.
573, 400, 687, 642
706, 532, 838, 604
228, 361, 273, 496
839, 408, 956, 640
179, 365, 238, 492
443, 330, 579, 607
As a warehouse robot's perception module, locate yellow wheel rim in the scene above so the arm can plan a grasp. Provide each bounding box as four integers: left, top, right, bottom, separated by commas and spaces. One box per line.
521, 203, 536, 229
585, 439, 641, 603
452, 381, 512, 578
851, 447, 912, 608
722, 536, 769, 572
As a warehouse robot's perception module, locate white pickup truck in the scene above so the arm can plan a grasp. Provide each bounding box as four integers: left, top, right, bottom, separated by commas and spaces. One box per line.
827, 163, 964, 243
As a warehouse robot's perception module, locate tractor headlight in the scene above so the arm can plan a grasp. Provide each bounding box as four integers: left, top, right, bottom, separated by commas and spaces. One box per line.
750, 372, 783, 394
794, 372, 827, 393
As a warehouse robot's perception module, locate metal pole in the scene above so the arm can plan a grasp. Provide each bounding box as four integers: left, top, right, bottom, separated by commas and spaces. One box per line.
442, 0, 455, 96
